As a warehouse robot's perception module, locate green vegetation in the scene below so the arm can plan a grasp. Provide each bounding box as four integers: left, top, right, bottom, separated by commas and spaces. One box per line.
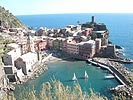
90, 32, 97, 40
4, 80, 107, 100
0, 6, 26, 28
0, 35, 15, 56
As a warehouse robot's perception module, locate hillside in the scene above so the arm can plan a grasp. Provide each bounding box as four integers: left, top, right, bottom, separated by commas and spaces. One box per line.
0, 6, 26, 28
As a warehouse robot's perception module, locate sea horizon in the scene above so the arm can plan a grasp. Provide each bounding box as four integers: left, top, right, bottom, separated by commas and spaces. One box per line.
16, 13, 133, 16
17, 13, 133, 60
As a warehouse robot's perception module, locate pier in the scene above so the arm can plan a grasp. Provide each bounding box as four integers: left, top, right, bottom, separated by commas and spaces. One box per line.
87, 59, 129, 86
109, 58, 133, 63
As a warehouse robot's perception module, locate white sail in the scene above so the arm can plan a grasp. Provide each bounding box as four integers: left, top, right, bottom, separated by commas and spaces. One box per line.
72, 73, 77, 81
84, 71, 88, 78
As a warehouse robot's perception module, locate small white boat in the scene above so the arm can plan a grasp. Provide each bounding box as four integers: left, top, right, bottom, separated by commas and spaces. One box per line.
72, 73, 77, 81
88, 63, 91, 66
84, 71, 89, 79
104, 74, 114, 79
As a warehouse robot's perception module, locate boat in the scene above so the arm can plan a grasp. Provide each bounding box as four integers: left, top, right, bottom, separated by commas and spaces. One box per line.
88, 63, 91, 66
104, 74, 115, 79
84, 71, 89, 79
72, 73, 77, 81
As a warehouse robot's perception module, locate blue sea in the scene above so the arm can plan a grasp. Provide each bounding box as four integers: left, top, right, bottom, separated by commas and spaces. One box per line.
15, 13, 133, 99
17, 13, 133, 59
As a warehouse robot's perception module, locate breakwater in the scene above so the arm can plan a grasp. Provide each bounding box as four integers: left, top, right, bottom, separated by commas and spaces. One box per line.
87, 58, 133, 98
109, 58, 133, 64
87, 59, 127, 86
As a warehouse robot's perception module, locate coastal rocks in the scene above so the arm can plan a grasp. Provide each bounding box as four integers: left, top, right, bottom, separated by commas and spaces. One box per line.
93, 57, 133, 99
34, 67, 48, 78
115, 45, 122, 49
111, 85, 133, 99
108, 41, 122, 49
33, 65, 48, 78
30, 65, 48, 80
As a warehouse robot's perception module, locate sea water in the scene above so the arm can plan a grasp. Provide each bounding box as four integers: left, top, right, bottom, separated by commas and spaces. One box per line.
17, 13, 133, 59
14, 61, 120, 99
14, 13, 133, 99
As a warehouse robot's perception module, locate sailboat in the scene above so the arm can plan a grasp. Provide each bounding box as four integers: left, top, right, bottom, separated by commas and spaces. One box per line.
84, 71, 89, 79
72, 73, 77, 81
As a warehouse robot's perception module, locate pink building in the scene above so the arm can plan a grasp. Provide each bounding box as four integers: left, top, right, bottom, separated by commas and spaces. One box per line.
67, 43, 79, 55
34, 40, 47, 51
66, 37, 79, 55
79, 40, 96, 58
85, 28, 93, 36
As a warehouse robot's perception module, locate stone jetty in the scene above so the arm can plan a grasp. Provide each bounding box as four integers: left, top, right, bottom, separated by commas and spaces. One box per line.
87, 57, 133, 99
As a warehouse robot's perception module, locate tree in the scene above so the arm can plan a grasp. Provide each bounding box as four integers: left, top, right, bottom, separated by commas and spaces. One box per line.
14, 80, 107, 100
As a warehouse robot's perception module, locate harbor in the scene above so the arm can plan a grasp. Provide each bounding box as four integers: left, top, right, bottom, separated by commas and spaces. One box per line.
13, 60, 119, 99
87, 58, 133, 98
0, 6, 133, 99
87, 59, 127, 85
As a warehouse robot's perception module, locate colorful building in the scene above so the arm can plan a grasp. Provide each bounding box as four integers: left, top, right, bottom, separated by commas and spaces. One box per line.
79, 40, 96, 59
95, 38, 101, 53
34, 39, 47, 51
66, 37, 79, 55
52, 39, 60, 50
85, 28, 93, 36
67, 43, 79, 55
47, 38, 55, 49
93, 30, 109, 46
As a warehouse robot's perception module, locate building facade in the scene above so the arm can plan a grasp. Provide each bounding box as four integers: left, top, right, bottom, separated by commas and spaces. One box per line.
67, 43, 79, 55
34, 40, 47, 51
79, 40, 95, 59
2, 43, 22, 82
95, 38, 101, 53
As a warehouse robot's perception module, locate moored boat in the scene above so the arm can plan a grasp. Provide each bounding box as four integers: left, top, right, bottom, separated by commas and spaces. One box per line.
104, 74, 114, 79
84, 71, 89, 79
72, 73, 77, 81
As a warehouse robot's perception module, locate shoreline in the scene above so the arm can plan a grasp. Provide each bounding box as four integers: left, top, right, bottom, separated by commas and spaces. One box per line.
3, 53, 133, 99
10, 54, 71, 85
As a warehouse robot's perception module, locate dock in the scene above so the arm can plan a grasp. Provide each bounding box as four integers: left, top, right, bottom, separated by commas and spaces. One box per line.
109, 58, 133, 63
87, 59, 129, 86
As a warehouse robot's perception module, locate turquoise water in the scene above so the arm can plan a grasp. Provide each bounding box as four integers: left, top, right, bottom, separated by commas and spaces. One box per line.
14, 61, 119, 99
14, 13, 133, 99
